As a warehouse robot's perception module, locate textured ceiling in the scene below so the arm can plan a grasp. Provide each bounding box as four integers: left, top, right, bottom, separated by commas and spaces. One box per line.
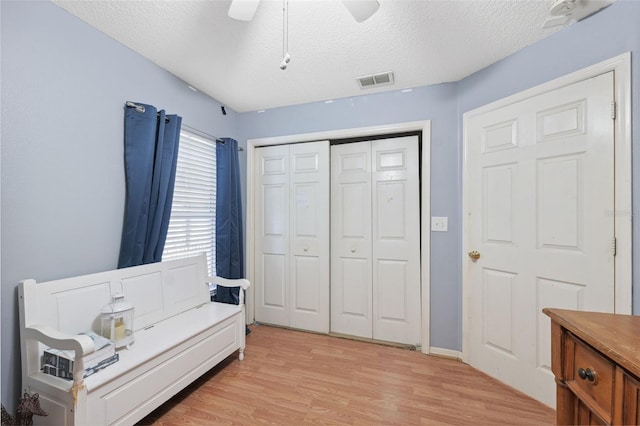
53, 0, 582, 113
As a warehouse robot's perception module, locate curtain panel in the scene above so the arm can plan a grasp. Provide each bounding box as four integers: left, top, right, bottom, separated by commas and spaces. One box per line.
118, 102, 182, 268
214, 137, 244, 304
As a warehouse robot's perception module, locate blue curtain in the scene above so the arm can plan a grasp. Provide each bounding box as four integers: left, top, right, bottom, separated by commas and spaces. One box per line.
118, 102, 182, 268
214, 138, 244, 304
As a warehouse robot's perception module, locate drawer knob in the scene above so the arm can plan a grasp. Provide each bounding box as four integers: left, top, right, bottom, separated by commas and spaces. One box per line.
578, 367, 597, 383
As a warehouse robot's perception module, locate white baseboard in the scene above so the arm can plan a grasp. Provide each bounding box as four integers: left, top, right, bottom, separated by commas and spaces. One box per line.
429, 346, 462, 360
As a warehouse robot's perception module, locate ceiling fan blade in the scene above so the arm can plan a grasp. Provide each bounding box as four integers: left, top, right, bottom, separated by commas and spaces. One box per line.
342, 0, 380, 23
228, 0, 261, 22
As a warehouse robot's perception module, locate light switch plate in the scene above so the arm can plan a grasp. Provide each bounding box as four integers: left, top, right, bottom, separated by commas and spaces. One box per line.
431, 216, 448, 232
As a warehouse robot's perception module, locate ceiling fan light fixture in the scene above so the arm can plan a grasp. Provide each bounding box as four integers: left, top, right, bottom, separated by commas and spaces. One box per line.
342, 0, 380, 23
228, 0, 261, 21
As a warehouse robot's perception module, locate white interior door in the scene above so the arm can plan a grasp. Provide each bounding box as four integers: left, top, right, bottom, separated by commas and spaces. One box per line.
372, 136, 421, 345
289, 141, 330, 333
331, 142, 373, 338
331, 136, 421, 344
465, 71, 615, 407
255, 145, 290, 326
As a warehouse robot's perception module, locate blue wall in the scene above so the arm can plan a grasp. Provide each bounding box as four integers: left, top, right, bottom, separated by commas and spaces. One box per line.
2, 0, 639, 413
238, 0, 640, 351
1, 0, 238, 410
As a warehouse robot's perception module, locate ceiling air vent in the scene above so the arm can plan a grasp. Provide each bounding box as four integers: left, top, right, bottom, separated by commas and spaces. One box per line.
356, 71, 394, 89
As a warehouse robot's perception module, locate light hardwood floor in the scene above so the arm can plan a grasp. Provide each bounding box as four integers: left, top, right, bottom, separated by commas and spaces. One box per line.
140, 324, 555, 425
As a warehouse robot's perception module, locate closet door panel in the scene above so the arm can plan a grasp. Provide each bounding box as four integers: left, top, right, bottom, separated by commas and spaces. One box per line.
331, 142, 373, 338
262, 253, 287, 307
264, 184, 287, 236
376, 182, 406, 238
255, 145, 290, 327
341, 183, 369, 244
292, 255, 320, 311
377, 259, 408, 320
372, 136, 421, 345
290, 141, 330, 333
339, 257, 369, 316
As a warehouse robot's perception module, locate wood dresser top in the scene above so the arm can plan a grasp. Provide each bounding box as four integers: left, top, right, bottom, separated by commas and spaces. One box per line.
543, 308, 640, 378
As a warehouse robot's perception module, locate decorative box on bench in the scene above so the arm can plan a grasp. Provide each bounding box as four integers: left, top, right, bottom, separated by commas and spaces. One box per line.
42, 331, 118, 380
18, 254, 250, 426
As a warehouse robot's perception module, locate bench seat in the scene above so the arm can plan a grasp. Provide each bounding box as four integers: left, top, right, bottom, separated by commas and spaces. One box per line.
84, 301, 242, 391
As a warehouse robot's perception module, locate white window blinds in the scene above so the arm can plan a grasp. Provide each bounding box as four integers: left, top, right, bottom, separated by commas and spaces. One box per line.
162, 128, 216, 277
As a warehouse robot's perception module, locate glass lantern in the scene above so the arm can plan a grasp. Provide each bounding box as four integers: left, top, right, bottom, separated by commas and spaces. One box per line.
100, 293, 135, 349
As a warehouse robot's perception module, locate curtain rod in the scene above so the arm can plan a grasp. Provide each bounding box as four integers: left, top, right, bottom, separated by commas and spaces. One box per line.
126, 102, 243, 152
216, 138, 244, 152
125, 101, 169, 123
125, 101, 145, 113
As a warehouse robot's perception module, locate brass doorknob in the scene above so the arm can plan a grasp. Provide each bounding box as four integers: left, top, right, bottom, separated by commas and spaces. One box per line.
468, 251, 480, 262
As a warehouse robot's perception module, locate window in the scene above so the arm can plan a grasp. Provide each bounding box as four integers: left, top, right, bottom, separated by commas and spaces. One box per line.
162, 128, 216, 277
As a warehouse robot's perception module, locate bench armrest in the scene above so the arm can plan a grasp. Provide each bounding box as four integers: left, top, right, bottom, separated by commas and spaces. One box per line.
207, 276, 250, 290
24, 324, 95, 385
25, 324, 95, 356
207, 276, 251, 305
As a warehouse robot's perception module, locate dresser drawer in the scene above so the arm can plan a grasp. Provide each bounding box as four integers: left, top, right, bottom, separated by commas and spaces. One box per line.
565, 333, 615, 422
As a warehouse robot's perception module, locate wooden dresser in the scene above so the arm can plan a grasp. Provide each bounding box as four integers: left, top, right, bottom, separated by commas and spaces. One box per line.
544, 308, 640, 425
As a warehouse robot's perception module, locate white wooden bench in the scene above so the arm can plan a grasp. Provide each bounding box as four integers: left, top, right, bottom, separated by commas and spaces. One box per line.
18, 254, 250, 425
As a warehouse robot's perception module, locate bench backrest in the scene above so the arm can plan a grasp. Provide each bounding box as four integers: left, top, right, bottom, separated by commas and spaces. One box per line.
20, 254, 210, 336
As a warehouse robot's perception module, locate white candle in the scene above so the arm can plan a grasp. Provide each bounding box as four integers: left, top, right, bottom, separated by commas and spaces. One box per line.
114, 321, 126, 341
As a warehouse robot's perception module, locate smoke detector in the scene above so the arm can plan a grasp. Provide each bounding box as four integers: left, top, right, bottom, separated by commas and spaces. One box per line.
542, 0, 614, 28
549, 0, 576, 16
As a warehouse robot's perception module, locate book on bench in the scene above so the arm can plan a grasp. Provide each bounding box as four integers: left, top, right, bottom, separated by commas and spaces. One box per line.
41, 331, 118, 379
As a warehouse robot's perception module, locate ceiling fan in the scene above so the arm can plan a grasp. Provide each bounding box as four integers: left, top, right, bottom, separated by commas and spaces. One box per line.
228, 0, 380, 23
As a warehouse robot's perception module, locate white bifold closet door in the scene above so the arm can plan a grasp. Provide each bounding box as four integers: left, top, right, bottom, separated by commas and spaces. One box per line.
254, 141, 330, 333
331, 136, 421, 345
